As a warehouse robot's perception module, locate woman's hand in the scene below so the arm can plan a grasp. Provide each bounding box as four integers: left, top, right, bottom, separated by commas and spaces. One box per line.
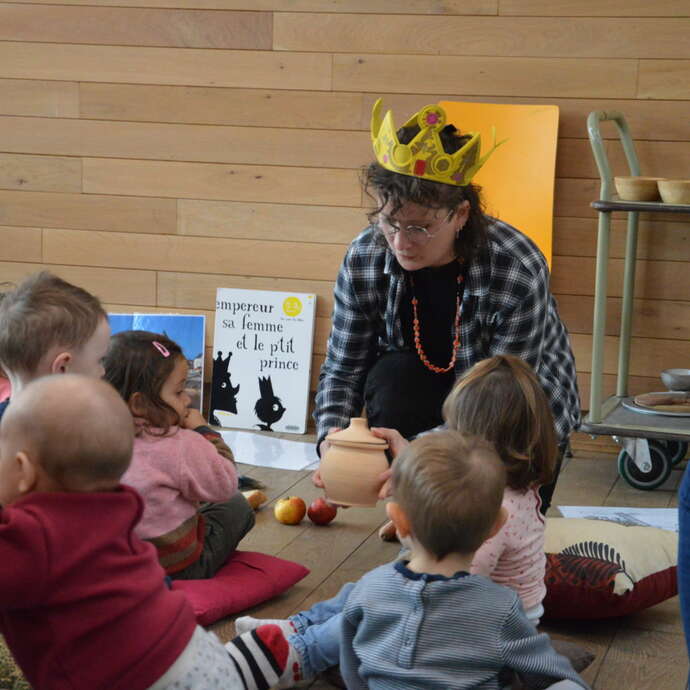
370, 426, 409, 458
312, 467, 326, 489
378, 468, 393, 499
312, 427, 341, 488
370, 427, 410, 499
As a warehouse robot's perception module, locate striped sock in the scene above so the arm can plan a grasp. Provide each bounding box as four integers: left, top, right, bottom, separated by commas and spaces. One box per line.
234, 615, 297, 638
225, 624, 306, 690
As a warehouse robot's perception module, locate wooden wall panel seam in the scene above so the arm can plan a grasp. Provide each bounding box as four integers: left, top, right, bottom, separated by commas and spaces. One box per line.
0, 41, 333, 91
273, 14, 690, 60
0, 1, 500, 15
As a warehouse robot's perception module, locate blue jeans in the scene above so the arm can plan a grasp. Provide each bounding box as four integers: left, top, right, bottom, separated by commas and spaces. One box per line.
288, 583, 354, 678
679, 467, 690, 687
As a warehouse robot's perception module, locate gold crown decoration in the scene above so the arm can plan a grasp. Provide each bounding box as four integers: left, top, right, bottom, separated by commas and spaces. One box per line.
370, 98, 505, 186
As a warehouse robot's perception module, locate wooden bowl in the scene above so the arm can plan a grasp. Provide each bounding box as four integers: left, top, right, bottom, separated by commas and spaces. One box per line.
614, 176, 662, 202
658, 179, 690, 205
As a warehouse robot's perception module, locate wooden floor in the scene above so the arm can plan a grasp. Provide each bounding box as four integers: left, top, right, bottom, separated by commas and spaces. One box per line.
211, 451, 687, 689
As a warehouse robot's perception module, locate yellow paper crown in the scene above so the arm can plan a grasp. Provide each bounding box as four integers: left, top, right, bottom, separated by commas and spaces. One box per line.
370, 98, 504, 186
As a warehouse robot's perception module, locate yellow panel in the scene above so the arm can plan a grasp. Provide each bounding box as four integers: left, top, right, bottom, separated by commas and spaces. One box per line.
439, 101, 559, 265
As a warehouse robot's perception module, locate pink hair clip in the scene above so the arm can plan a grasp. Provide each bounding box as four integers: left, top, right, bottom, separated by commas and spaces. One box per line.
152, 341, 170, 357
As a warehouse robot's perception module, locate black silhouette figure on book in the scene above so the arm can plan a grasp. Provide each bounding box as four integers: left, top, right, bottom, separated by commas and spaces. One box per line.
254, 376, 286, 431
210, 350, 240, 426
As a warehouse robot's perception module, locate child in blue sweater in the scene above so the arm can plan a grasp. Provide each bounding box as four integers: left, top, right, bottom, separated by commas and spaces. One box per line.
240, 430, 587, 689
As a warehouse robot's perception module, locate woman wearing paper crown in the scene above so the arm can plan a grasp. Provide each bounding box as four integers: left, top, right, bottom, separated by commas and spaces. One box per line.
313, 99, 580, 513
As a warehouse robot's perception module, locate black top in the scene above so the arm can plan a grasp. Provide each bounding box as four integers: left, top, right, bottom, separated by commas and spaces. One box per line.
400, 260, 463, 370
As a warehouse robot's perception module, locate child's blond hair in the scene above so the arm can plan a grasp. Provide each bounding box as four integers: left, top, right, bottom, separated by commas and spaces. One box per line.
0, 272, 106, 377
442, 355, 557, 491
392, 430, 505, 559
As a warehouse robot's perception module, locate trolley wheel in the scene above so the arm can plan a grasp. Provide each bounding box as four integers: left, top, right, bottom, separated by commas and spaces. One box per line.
617, 439, 672, 491
662, 440, 688, 466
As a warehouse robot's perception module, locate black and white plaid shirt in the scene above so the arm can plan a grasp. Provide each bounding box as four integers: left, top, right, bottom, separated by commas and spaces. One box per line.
314, 218, 581, 444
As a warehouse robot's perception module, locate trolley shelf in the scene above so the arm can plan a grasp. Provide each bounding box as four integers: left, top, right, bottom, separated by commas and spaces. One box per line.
585, 110, 690, 490
581, 396, 690, 443
592, 198, 690, 214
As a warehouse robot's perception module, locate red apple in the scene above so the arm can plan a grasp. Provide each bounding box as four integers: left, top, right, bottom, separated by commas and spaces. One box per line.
274, 496, 307, 525
307, 497, 338, 526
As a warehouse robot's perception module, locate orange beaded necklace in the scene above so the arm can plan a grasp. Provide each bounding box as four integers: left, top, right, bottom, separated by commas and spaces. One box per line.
410, 273, 463, 374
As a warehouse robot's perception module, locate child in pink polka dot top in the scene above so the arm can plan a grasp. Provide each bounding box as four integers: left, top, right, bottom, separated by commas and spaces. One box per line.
441, 354, 558, 623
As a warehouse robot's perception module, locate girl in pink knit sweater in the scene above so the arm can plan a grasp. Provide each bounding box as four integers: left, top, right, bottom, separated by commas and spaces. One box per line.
104, 331, 255, 580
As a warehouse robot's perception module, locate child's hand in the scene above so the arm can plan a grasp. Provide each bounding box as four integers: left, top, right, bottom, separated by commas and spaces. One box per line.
183, 408, 207, 429
378, 519, 399, 542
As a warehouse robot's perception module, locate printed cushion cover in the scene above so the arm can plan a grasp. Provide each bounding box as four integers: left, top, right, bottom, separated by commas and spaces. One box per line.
543, 518, 677, 619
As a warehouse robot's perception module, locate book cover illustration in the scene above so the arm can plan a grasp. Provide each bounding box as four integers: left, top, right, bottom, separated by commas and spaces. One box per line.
108, 313, 206, 411
211, 288, 316, 434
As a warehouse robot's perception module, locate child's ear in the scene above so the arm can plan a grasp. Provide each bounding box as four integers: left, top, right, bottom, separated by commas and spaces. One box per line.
386, 501, 412, 539
128, 392, 148, 418
16, 451, 37, 495
50, 351, 72, 374
487, 505, 508, 540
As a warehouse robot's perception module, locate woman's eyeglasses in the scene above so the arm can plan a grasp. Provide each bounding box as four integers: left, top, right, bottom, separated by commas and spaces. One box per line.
375, 209, 455, 244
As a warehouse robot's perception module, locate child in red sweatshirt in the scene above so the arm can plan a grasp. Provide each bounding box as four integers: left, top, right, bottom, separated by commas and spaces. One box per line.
0, 375, 295, 690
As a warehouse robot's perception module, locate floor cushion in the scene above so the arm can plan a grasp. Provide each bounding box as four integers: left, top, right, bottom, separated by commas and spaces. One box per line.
172, 550, 310, 626
543, 518, 677, 619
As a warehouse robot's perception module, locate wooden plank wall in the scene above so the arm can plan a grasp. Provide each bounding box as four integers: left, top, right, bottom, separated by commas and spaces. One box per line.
1, 0, 689, 437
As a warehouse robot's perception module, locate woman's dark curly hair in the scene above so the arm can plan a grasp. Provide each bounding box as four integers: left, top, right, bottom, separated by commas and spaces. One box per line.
363, 123, 489, 264
103, 330, 185, 436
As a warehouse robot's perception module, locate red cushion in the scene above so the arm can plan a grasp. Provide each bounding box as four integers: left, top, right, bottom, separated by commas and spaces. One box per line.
543, 552, 677, 619
542, 518, 678, 620
172, 550, 309, 626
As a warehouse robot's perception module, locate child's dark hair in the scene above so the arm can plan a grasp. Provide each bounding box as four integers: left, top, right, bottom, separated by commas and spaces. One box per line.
103, 331, 184, 435
442, 355, 557, 491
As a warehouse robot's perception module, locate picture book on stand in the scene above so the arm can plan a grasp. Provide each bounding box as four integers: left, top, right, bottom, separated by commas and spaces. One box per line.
211, 288, 316, 434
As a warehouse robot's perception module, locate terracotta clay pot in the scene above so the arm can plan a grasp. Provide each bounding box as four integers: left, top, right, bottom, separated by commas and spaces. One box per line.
320, 418, 389, 507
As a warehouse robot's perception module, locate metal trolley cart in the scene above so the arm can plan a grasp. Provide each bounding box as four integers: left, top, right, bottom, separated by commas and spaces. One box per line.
582, 111, 690, 490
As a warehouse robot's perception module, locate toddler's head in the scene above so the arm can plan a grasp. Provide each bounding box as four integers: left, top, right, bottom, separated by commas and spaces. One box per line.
389, 430, 506, 560
0, 375, 134, 505
0, 272, 109, 389
103, 331, 190, 434
442, 354, 557, 491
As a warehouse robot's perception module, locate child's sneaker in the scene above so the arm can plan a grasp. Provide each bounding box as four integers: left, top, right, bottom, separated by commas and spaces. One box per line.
235, 615, 297, 638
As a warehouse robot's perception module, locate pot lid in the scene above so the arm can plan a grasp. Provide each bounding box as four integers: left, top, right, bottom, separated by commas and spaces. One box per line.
326, 417, 388, 447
